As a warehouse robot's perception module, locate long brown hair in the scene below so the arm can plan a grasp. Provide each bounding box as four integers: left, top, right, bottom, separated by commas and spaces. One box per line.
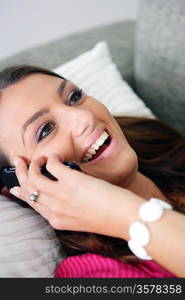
0, 65, 185, 264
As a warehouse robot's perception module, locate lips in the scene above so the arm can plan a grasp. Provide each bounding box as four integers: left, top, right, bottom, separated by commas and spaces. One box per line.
87, 135, 111, 161
81, 132, 116, 165
80, 125, 107, 162
80, 126, 112, 163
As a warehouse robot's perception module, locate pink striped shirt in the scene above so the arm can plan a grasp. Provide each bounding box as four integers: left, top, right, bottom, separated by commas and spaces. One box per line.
55, 253, 176, 278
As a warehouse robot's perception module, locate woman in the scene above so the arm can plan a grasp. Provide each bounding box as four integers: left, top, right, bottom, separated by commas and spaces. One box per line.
0, 65, 184, 278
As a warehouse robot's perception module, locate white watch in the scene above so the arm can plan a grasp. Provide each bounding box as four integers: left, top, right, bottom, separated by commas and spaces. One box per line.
127, 198, 172, 260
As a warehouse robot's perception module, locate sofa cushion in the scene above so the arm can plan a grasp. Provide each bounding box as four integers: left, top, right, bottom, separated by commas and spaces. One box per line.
134, 0, 185, 135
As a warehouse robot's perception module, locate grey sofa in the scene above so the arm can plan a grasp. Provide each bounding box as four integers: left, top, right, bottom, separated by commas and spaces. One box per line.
0, 0, 184, 135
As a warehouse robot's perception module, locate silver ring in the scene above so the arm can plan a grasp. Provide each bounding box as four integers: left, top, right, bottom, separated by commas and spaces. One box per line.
28, 191, 39, 203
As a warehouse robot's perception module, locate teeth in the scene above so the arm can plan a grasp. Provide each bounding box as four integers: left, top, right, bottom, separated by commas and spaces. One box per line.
87, 148, 96, 155
85, 153, 93, 159
92, 144, 99, 150
82, 157, 89, 162
96, 134, 107, 146
82, 130, 109, 163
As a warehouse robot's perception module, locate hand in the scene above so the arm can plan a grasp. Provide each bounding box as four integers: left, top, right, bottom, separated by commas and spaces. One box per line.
10, 154, 145, 238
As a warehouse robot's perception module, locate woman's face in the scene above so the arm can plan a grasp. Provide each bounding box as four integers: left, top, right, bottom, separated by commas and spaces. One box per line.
0, 74, 138, 187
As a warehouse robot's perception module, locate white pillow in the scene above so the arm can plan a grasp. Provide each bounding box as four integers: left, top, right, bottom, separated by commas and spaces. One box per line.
54, 41, 155, 118
0, 41, 155, 278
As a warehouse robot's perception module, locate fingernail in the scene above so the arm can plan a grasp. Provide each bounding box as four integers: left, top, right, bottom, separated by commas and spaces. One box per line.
9, 187, 20, 197
14, 156, 19, 167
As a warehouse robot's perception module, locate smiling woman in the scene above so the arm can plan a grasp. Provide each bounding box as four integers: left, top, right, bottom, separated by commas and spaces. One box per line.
0, 65, 137, 188
0, 65, 185, 278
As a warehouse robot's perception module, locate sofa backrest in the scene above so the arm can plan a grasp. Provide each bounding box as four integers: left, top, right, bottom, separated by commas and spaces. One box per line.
134, 0, 185, 135
0, 22, 135, 85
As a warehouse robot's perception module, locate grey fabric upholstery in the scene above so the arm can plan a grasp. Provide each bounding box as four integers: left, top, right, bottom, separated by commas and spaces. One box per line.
134, 0, 185, 135
0, 21, 135, 86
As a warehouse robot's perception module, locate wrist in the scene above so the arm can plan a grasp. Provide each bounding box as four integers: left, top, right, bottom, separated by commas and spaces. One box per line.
127, 198, 173, 260
102, 187, 147, 240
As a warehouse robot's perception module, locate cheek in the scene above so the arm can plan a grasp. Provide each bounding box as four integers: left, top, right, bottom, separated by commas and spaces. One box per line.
114, 144, 138, 185
87, 97, 111, 119
30, 139, 71, 164
83, 98, 138, 180
3, 136, 26, 166
88, 100, 124, 136
83, 135, 138, 187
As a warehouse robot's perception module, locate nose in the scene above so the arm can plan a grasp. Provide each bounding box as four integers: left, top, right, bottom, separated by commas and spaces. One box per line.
53, 104, 97, 162
59, 108, 95, 162
61, 107, 95, 140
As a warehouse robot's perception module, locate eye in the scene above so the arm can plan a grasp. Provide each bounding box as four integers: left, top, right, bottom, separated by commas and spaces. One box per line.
68, 88, 82, 106
37, 122, 55, 142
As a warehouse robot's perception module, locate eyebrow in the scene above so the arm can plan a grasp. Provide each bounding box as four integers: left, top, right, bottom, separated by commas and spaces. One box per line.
21, 79, 67, 144
57, 79, 67, 97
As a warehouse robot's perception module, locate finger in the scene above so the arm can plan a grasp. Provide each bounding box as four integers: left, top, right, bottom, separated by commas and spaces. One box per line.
9, 185, 52, 220
10, 186, 40, 208
28, 156, 55, 190
14, 156, 29, 185
46, 153, 80, 181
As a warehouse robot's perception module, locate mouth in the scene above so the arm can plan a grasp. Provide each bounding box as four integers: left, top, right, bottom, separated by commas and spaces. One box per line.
80, 129, 112, 164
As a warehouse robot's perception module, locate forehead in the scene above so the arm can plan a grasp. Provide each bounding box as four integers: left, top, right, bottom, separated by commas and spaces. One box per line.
1, 73, 62, 103
0, 74, 63, 126
0, 74, 62, 162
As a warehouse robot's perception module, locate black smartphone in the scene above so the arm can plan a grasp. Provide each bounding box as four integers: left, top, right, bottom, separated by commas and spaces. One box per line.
0, 162, 81, 208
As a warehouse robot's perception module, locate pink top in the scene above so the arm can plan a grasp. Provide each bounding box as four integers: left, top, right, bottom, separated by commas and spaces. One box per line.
55, 253, 176, 278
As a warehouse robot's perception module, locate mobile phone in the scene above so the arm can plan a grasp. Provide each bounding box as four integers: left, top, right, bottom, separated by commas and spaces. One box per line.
0, 162, 81, 208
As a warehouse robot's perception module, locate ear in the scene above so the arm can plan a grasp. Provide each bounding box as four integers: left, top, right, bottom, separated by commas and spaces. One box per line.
1, 186, 13, 200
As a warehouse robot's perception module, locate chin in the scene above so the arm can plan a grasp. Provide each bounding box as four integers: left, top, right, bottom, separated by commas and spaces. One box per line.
83, 147, 138, 188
